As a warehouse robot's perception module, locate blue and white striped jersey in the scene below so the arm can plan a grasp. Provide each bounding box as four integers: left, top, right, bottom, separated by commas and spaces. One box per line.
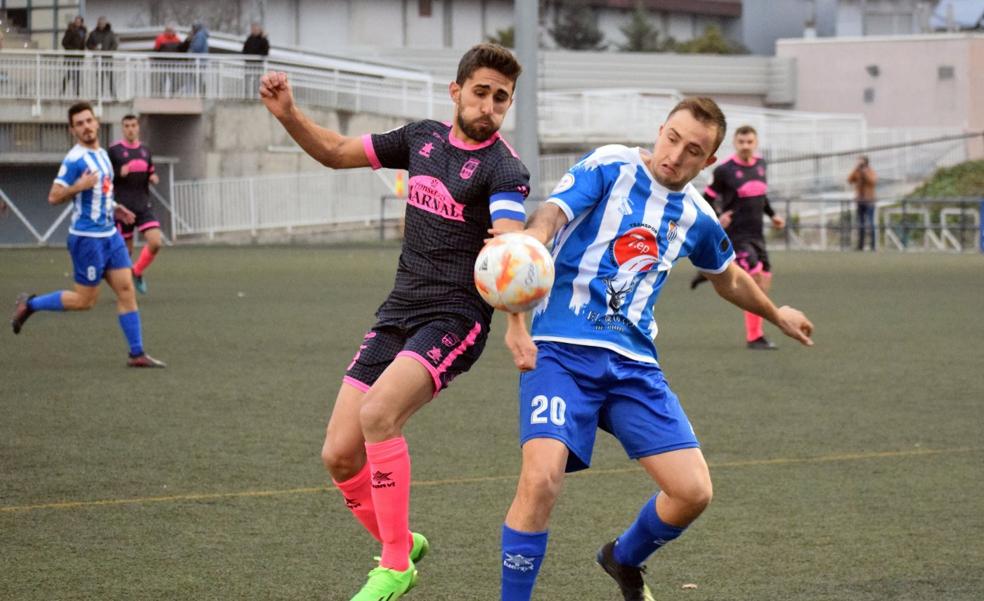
532, 145, 735, 364
54, 144, 116, 238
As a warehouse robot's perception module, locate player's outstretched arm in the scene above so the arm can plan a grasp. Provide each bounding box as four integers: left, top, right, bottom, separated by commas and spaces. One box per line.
707, 263, 814, 346
259, 71, 369, 169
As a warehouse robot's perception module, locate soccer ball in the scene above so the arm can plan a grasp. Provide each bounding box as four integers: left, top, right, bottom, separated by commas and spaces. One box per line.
474, 232, 554, 313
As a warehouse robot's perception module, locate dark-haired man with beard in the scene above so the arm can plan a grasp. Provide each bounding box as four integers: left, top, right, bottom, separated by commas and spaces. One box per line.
260, 43, 533, 600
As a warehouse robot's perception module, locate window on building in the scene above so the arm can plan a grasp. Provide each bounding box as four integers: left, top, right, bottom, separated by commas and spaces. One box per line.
938, 66, 955, 80
863, 88, 875, 103
419, 0, 432, 17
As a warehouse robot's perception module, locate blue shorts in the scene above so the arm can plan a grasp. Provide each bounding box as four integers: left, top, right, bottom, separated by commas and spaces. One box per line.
67, 233, 132, 286
519, 342, 699, 473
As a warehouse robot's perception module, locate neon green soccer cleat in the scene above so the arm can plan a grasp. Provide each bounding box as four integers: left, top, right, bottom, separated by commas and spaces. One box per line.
350, 562, 418, 601
410, 532, 429, 564
133, 274, 147, 295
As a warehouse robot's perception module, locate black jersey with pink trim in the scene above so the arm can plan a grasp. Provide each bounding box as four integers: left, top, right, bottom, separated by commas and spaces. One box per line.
363, 119, 531, 322
703, 155, 774, 243
107, 140, 155, 210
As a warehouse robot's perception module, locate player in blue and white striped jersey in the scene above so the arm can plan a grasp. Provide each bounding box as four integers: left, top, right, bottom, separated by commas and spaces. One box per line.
10, 102, 165, 368
499, 98, 814, 601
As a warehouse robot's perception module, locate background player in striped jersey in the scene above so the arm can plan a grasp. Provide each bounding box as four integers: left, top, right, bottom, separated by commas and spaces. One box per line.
260, 43, 534, 601
498, 98, 813, 601
692, 125, 786, 350
10, 102, 166, 368
108, 115, 163, 295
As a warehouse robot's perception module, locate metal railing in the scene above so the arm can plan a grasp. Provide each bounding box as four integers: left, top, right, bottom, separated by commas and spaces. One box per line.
169, 169, 404, 239
771, 196, 982, 252
0, 50, 437, 120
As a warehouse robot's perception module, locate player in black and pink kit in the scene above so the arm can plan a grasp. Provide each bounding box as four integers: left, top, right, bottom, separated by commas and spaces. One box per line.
108, 115, 161, 295
695, 124, 786, 349
260, 43, 533, 601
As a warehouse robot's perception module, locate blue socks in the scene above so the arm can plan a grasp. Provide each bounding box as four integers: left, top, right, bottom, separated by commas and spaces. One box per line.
613, 494, 686, 567
501, 525, 548, 601
28, 291, 64, 312
118, 310, 144, 357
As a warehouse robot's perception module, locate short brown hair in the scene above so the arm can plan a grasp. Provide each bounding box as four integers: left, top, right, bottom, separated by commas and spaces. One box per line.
734, 124, 757, 137
455, 43, 522, 87
68, 102, 95, 126
667, 97, 727, 154
122, 114, 139, 123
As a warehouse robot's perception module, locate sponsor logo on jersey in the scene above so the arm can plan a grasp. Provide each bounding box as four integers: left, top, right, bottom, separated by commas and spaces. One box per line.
407, 176, 466, 222
611, 225, 659, 273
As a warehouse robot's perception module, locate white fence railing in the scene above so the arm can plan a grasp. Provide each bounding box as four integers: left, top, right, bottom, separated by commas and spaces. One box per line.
0, 50, 437, 120
170, 169, 404, 238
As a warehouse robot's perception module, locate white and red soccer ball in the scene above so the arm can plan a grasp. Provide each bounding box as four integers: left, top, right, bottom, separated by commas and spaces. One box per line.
474, 232, 554, 313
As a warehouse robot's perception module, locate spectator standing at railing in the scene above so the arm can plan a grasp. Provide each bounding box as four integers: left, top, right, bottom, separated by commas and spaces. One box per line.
242, 22, 269, 97
186, 21, 210, 95
153, 23, 183, 52
187, 21, 210, 54
61, 16, 86, 96
109, 115, 162, 295
848, 155, 878, 251
243, 22, 269, 56
153, 23, 183, 97
86, 17, 118, 98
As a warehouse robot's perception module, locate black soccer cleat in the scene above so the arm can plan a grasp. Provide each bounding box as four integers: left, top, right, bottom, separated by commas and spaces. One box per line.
127, 353, 167, 368
747, 336, 778, 350
689, 273, 708, 290
11, 293, 35, 335
596, 540, 655, 601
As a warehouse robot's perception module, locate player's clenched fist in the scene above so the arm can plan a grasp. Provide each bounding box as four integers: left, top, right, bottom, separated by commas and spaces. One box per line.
259, 71, 294, 119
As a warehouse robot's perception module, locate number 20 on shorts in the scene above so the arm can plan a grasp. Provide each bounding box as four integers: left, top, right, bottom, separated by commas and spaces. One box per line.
530, 395, 567, 426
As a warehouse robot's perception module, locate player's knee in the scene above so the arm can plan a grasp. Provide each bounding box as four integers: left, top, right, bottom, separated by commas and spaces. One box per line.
77, 293, 99, 310
148, 238, 163, 253
358, 401, 399, 439
518, 463, 564, 504
321, 443, 361, 480
679, 480, 713, 514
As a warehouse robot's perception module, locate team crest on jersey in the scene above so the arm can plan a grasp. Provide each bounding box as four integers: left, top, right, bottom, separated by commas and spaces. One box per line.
735, 169, 744, 179
666, 221, 678, 242
441, 332, 461, 347
459, 158, 480, 180
757, 166, 765, 177
419, 142, 434, 158
551, 173, 575, 194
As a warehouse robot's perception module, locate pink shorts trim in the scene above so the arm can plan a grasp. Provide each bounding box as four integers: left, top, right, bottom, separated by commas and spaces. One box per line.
747, 262, 765, 276
138, 221, 161, 232
397, 351, 441, 397
342, 375, 371, 393
395, 320, 483, 397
